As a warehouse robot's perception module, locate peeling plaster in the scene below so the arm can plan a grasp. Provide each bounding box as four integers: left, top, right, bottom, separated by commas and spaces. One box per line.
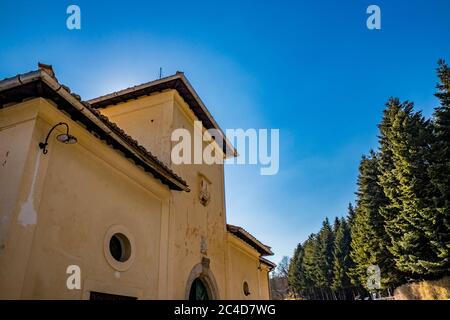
1, 150, 9, 166
18, 155, 41, 227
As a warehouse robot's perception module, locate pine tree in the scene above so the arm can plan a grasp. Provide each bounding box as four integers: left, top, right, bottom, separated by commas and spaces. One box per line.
299, 234, 320, 299
347, 203, 356, 227
428, 60, 450, 273
433, 60, 450, 205
288, 243, 303, 297
332, 217, 341, 236
332, 217, 352, 299
315, 218, 335, 299
350, 151, 401, 289
345, 203, 363, 296
378, 97, 445, 275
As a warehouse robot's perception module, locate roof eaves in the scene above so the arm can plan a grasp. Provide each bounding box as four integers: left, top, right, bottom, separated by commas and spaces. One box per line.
227, 224, 273, 256
88, 73, 237, 158
0, 69, 190, 192
259, 257, 277, 270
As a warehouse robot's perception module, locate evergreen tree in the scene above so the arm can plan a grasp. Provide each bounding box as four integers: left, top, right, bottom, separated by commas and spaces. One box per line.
345, 203, 363, 295
433, 60, 450, 207
331, 217, 352, 298
315, 218, 335, 298
347, 203, 356, 227
332, 217, 341, 236
288, 243, 303, 297
428, 60, 450, 273
299, 234, 320, 299
378, 97, 445, 275
350, 151, 400, 289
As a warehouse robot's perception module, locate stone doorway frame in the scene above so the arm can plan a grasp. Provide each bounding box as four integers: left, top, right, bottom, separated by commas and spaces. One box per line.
184, 257, 220, 300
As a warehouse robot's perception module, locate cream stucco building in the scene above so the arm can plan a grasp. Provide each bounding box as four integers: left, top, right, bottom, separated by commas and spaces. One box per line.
0, 64, 275, 300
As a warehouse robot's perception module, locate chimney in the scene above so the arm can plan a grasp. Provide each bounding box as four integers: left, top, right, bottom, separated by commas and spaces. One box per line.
38, 62, 56, 78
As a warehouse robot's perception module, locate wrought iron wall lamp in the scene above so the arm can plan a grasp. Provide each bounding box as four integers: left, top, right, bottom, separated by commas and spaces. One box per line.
39, 122, 77, 154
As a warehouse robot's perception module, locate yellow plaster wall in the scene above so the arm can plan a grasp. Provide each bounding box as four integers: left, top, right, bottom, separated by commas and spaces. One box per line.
227, 234, 270, 300
0, 100, 41, 298
100, 90, 229, 299
258, 266, 271, 300
0, 98, 169, 299
0, 91, 272, 300
168, 95, 228, 299
98, 91, 175, 165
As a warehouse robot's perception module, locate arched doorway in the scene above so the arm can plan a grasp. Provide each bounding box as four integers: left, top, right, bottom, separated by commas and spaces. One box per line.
189, 278, 209, 300
185, 259, 220, 300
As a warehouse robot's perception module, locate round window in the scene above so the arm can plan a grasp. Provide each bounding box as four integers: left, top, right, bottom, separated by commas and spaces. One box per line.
243, 281, 250, 296
104, 225, 135, 271
109, 233, 131, 262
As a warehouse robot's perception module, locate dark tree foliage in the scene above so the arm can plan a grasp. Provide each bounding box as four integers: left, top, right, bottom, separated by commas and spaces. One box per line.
378, 98, 447, 275
288, 243, 303, 297
299, 234, 320, 299
428, 60, 450, 273
315, 218, 335, 298
350, 151, 402, 289
332, 218, 352, 298
347, 203, 356, 227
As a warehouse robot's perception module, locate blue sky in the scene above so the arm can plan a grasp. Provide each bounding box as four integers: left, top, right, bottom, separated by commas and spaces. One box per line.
1, 0, 450, 265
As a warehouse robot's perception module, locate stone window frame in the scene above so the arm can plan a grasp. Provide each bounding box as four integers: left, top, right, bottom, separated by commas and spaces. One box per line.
103, 225, 136, 272
242, 280, 251, 297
